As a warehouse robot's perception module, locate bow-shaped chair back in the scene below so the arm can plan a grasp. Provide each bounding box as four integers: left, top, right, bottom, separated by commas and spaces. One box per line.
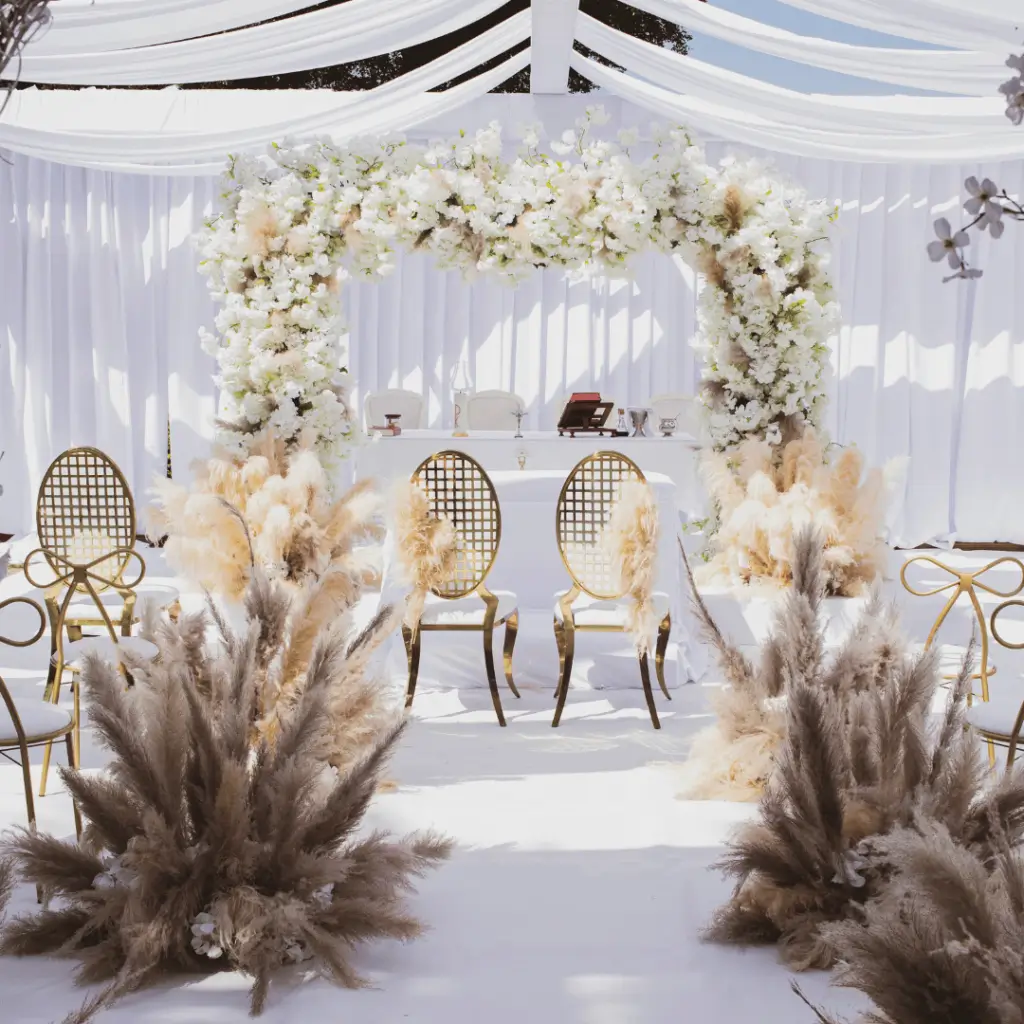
901, 554, 1024, 701
25, 447, 145, 646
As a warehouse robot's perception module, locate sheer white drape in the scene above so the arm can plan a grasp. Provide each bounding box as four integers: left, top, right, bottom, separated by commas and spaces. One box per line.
17, 0, 511, 85
2, 102, 1022, 547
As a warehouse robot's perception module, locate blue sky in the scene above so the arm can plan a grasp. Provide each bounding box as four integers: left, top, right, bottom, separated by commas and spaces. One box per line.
691, 0, 939, 95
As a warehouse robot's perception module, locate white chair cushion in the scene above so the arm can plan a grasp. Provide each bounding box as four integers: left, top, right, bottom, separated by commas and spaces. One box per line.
57, 635, 158, 669
0, 692, 73, 746
419, 590, 518, 626
967, 689, 1024, 738
554, 592, 670, 628
62, 584, 180, 621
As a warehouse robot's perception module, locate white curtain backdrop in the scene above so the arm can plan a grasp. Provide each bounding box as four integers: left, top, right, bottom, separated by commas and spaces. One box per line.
2, 97, 1023, 548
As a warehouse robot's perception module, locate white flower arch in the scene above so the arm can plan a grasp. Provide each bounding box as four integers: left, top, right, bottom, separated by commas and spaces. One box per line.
198, 108, 839, 463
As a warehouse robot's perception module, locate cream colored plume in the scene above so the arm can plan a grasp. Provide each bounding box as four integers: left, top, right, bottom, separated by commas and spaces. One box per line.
604, 479, 660, 652
388, 479, 459, 630
697, 429, 892, 597
148, 435, 383, 601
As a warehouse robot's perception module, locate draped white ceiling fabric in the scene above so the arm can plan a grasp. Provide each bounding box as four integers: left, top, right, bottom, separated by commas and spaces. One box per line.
576, 16, 1010, 135
621, 0, 1007, 96
570, 51, 1024, 163
23, 0, 327, 54
0, 13, 531, 172
776, 0, 1022, 51
17, 0, 511, 85
2, 97, 1022, 548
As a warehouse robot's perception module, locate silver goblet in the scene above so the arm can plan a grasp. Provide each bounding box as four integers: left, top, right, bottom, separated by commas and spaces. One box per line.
628, 409, 649, 437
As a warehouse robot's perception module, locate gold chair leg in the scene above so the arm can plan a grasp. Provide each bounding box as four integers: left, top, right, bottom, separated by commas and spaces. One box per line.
552, 621, 575, 728
19, 738, 36, 831
402, 625, 422, 711
483, 620, 507, 727
655, 614, 671, 700
66, 733, 82, 841
503, 611, 521, 699
638, 651, 661, 730
990, 738, 999, 769
120, 592, 137, 638
553, 619, 566, 698
39, 667, 63, 799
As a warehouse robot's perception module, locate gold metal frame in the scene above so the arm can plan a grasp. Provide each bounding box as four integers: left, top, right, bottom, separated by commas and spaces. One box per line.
26, 446, 145, 796
404, 450, 520, 726
900, 555, 1024, 703
974, 598, 1024, 767
552, 451, 671, 730
0, 596, 81, 842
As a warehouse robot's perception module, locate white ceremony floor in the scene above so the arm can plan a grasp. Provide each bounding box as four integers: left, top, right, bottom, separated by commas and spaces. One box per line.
1, 545, 1022, 1024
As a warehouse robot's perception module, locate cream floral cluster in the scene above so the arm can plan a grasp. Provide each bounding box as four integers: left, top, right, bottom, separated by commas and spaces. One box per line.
198, 107, 838, 458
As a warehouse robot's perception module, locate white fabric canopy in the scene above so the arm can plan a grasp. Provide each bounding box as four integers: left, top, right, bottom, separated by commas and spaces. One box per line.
620, 0, 1008, 96
577, 16, 1010, 136
23, 0, 326, 55
571, 51, 1024, 163
16, 0, 510, 85
775, 0, 1021, 52
0, 12, 531, 172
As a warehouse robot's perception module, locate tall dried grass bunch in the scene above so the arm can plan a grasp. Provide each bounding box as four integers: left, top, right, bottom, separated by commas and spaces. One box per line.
149, 433, 382, 600
0, 571, 451, 1022
688, 530, 1024, 971
388, 479, 459, 630
604, 479, 660, 652
698, 430, 896, 596
803, 821, 1024, 1023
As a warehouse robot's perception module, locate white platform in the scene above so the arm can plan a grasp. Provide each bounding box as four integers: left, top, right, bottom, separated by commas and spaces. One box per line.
1, 545, 1022, 1023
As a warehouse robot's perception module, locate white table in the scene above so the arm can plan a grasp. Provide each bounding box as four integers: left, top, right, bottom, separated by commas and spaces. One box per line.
351, 430, 706, 520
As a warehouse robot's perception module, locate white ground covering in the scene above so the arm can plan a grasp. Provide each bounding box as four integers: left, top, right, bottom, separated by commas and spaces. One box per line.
1, 545, 1021, 1023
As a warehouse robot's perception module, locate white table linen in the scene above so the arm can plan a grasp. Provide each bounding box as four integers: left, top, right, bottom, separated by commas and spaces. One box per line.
353, 429, 705, 521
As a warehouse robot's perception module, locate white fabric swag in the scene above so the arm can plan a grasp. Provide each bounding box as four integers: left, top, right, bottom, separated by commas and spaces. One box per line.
0, 13, 531, 173
2, 99, 1023, 548
620, 0, 1009, 97
571, 52, 1024, 163
15, 0, 511, 85
576, 16, 1011, 137
22, 0, 327, 55
775, 0, 1022, 52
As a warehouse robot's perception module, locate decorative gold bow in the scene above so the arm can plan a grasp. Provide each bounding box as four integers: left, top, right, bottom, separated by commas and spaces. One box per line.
901, 554, 1024, 700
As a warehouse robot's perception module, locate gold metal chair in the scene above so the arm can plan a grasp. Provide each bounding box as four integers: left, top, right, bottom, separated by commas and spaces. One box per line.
403, 450, 520, 726
967, 598, 1024, 767
0, 596, 81, 839
552, 451, 671, 730
23, 447, 159, 795
900, 554, 1024, 702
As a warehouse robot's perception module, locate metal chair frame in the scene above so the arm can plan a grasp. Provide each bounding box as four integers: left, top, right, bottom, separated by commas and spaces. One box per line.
403, 450, 520, 726
552, 451, 671, 730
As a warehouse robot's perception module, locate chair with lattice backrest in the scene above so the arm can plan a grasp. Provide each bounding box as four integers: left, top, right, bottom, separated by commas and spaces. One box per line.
404, 450, 520, 726
966, 595, 1024, 767
552, 451, 672, 729
0, 596, 81, 841
23, 447, 164, 796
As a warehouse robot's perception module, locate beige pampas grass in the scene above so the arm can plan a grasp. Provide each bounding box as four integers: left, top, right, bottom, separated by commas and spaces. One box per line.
691, 529, 1024, 972
604, 479, 659, 652
805, 820, 1024, 1024
0, 571, 450, 1023
698, 429, 890, 597
389, 479, 459, 629
149, 434, 382, 601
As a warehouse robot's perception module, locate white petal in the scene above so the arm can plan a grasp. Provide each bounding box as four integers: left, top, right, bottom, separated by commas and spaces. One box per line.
926, 240, 947, 261
952, 229, 971, 247
964, 176, 980, 194
933, 217, 952, 240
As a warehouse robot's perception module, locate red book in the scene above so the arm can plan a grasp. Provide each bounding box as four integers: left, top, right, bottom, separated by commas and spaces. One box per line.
569, 392, 601, 402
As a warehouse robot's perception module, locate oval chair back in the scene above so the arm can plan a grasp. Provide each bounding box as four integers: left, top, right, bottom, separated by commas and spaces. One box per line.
35, 446, 137, 586
556, 450, 645, 601
411, 449, 501, 600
